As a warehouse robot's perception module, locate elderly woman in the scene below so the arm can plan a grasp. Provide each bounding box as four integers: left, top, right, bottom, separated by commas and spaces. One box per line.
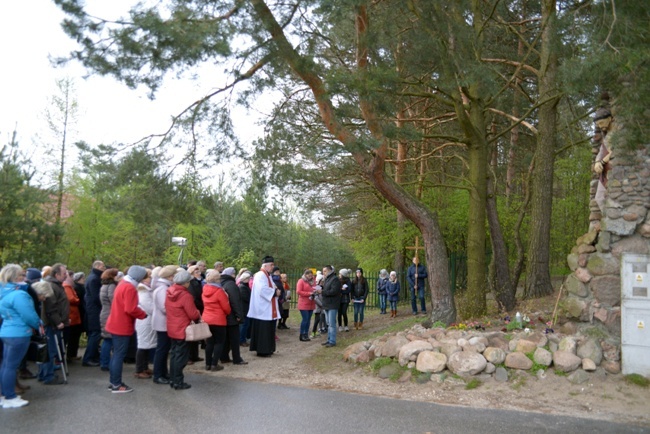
0, 265, 52, 408
202, 270, 231, 371
99, 268, 121, 371
165, 270, 200, 390
135, 269, 156, 379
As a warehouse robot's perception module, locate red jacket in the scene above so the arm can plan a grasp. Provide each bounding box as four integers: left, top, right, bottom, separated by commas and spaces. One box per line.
202, 283, 231, 326
105, 279, 147, 336
63, 283, 82, 326
165, 283, 200, 340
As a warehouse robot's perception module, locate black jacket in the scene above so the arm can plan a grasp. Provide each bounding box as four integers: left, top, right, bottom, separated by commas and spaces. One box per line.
352, 278, 369, 301
85, 267, 103, 332
339, 277, 352, 304
43, 276, 70, 328
321, 272, 342, 310
238, 282, 251, 316
221, 275, 244, 325
188, 278, 204, 314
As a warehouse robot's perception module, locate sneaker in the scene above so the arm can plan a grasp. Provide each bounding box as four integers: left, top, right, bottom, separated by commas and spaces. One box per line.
338, 326, 343, 332
110, 384, 133, 394
2, 397, 29, 408
311, 332, 317, 338
344, 326, 349, 332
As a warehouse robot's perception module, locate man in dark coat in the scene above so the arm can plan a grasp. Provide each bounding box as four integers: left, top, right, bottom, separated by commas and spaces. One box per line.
82, 260, 105, 366
321, 265, 342, 348
38, 263, 71, 384
220, 268, 247, 365
407, 257, 428, 315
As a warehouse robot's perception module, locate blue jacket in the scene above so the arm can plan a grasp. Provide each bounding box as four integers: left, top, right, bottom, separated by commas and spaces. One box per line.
407, 264, 428, 291
0, 282, 41, 338
386, 280, 400, 302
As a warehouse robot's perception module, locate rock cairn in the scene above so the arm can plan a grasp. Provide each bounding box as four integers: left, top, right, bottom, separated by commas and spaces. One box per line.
343, 324, 622, 384
564, 103, 650, 339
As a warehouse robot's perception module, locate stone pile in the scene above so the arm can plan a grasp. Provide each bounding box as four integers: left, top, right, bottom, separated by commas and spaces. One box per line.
564, 143, 650, 336
343, 324, 622, 384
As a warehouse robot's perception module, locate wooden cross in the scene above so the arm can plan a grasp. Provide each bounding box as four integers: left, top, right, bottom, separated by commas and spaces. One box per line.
406, 236, 423, 265
406, 236, 423, 289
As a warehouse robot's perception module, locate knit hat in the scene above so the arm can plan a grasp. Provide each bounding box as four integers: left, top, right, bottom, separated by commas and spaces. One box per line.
272, 266, 280, 274
222, 267, 236, 277
356, 268, 364, 274
25, 268, 42, 282
173, 269, 192, 285
159, 265, 178, 280
340, 269, 350, 278
127, 265, 148, 283
73, 272, 85, 282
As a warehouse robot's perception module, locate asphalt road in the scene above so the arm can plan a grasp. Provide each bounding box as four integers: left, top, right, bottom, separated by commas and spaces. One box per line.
2, 362, 647, 434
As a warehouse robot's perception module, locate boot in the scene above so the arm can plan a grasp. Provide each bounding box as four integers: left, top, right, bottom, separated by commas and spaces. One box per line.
358, 322, 363, 330
354, 322, 358, 330
393, 310, 397, 318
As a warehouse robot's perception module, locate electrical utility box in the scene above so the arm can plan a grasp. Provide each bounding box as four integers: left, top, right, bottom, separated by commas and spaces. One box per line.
621, 253, 650, 376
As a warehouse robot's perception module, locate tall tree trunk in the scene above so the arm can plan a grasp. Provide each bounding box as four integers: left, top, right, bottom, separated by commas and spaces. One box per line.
394, 108, 408, 272
524, 0, 560, 298
251, 0, 457, 323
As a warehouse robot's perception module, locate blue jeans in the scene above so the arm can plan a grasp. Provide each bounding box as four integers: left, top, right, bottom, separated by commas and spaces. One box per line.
325, 309, 338, 345
378, 294, 387, 312
353, 301, 365, 323
410, 287, 426, 313
83, 329, 101, 364
390, 300, 398, 311
299, 310, 313, 336
1, 337, 30, 400
239, 317, 251, 344
109, 334, 131, 386
37, 326, 61, 383
100, 337, 113, 369
153, 331, 170, 380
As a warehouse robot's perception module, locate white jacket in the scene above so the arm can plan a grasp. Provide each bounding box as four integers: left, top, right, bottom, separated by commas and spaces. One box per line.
135, 283, 157, 349
152, 278, 172, 332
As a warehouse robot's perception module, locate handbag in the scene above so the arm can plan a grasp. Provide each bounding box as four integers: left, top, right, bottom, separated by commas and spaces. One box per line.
185, 320, 211, 341
26, 334, 49, 363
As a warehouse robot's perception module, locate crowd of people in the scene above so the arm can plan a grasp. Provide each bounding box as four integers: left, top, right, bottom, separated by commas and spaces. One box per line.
0, 255, 427, 407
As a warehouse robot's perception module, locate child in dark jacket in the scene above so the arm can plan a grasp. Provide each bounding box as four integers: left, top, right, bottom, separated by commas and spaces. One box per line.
386, 271, 400, 318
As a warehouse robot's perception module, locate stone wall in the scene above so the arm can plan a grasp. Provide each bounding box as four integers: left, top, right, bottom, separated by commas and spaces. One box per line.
564, 141, 650, 338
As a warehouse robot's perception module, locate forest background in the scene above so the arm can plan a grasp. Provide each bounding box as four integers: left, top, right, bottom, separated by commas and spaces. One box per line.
0, 0, 646, 323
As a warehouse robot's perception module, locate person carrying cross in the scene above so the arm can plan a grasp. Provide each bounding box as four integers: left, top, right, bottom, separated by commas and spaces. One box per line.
406, 257, 428, 315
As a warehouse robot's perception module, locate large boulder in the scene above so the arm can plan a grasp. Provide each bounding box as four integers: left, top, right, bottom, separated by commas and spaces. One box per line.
577, 338, 603, 365
558, 336, 577, 354
415, 351, 447, 373
343, 341, 370, 362
505, 352, 533, 370
483, 347, 506, 365
553, 350, 582, 373
380, 335, 409, 358
591, 276, 622, 307
515, 339, 538, 354
439, 342, 462, 358
533, 347, 553, 367
447, 351, 487, 376
398, 340, 434, 366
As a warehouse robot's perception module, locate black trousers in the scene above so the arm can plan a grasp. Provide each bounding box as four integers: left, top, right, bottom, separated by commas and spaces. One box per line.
64, 324, 83, 359
220, 324, 243, 363
205, 325, 226, 367
169, 339, 189, 386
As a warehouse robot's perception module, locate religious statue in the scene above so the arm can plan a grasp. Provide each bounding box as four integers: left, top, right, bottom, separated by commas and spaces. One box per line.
592, 104, 613, 213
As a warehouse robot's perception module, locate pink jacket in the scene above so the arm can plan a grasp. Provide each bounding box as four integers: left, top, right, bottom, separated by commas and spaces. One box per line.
296, 277, 316, 311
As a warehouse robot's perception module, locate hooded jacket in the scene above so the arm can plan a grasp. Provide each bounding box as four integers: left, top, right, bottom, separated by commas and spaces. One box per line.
0, 282, 41, 338
296, 277, 316, 311
99, 281, 116, 338
201, 283, 231, 326
63, 283, 81, 326
105, 277, 147, 336
165, 283, 200, 340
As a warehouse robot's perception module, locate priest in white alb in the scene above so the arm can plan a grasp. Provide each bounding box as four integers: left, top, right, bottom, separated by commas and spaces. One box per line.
247, 255, 280, 357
